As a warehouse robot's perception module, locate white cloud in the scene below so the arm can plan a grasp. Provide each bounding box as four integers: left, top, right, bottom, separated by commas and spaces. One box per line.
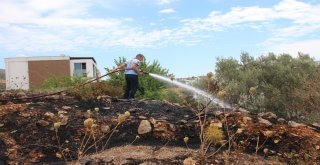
159, 8, 176, 14
182, 0, 320, 34
179, 0, 320, 57
269, 39, 320, 60
0, 0, 320, 54
0, 0, 171, 51
157, 0, 176, 5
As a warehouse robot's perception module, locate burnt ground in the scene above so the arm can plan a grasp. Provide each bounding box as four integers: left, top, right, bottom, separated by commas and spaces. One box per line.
0, 92, 319, 164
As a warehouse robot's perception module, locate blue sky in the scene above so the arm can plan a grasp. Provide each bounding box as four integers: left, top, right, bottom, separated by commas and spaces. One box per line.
0, 0, 320, 78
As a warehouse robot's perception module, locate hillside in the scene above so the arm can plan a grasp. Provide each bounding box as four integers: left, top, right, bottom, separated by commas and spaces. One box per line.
0, 92, 319, 164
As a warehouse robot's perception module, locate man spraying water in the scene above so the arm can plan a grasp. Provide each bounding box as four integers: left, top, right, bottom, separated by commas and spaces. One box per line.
112, 54, 147, 100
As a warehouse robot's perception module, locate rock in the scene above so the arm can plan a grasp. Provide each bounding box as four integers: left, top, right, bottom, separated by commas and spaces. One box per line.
238, 108, 249, 113
103, 107, 111, 110
266, 112, 277, 119
60, 116, 68, 125
138, 120, 152, 134
274, 139, 280, 144
169, 124, 176, 131
211, 122, 222, 128
37, 120, 49, 127
149, 117, 157, 125
183, 157, 196, 165
263, 148, 269, 154
173, 103, 180, 107
45, 95, 60, 100
138, 116, 147, 120
159, 116, 168, 120
277, 118, 286, 124
179, 120, 188, 124
258, 117, 272, 126
184, 115, 189, 118
154, 122, 168, 132
16, 91, 26, 98
312, 123, 320, 128
58, 110, 68, 115
128, 108, 136, 113
262, 130, 274, 137
288, 121, 306, 128
0, 123, 4, 127
243, 116, 252, 123
62, 106, 71, 110
214, 111, 223, 116
236, 128, 244, 134
259, 112, 277, 119
44, 112, 55, 120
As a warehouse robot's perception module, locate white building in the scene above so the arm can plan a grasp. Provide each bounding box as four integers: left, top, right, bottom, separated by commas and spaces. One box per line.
5, 56, 100, 90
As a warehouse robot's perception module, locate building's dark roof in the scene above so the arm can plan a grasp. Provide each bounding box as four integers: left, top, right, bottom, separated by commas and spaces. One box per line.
70, 57, 96, 64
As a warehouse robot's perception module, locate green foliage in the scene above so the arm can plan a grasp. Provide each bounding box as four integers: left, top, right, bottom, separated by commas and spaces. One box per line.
41, 75, 123, 101
193, 76, 220, 94
160, 88, 188, 105
290, 72, 320, 123
41, 76, 88, 90
68, 81, 123, 101
215, 52, 319, 118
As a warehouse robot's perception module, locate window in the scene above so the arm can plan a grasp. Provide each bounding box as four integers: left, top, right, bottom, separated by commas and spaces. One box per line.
74, 63, 87, 77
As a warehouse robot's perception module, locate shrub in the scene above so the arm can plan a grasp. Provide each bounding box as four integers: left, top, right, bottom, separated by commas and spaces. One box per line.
215, 52, 319, 119
67, 81, 123, 101
289, 72, 320, 123
160, 88, 188, 105
41, 76, 87, 90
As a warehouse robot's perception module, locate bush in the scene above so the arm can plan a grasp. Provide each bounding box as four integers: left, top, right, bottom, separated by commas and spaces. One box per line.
160, 88, 188, 105
67, 81, 123, 101
41, 76, 123, 101
215, 52, 319, 119
289, 72, 320, 123
41, 76, 87, 90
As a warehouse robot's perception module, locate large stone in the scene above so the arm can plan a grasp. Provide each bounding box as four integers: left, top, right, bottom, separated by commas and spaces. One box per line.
258, 112, 277, 119
277, 118, 286, 124
258, 117, 272, 126
138, 120, 152, 134
62, 106, 72, 110
288, 121, 306, 128
37, 120, 49, 127
16, 91, 26, 98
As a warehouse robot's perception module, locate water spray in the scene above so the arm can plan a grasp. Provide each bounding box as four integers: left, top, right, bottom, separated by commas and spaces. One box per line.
148, 73, 231, 109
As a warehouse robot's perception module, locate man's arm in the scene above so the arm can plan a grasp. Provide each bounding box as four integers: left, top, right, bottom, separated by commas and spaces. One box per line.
111, 63, 126, 72
131, 64, 143, 75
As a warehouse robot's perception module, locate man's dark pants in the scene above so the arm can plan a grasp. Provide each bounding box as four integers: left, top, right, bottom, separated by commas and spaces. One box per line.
124, 74, 138, 99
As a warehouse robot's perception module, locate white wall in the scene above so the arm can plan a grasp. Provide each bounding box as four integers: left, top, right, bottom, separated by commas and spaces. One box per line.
70, 59, 98, 78
5, 58, 29, 90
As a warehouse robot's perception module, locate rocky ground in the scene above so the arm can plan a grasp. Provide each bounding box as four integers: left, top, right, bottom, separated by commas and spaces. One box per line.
0, 92, 319, 165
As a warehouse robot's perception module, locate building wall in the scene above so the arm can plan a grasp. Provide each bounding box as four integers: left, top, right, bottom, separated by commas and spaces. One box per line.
5, 58, 29, 90
70, 59, 98, 78
28, 60, 70, 89
5, 56, 99, 90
